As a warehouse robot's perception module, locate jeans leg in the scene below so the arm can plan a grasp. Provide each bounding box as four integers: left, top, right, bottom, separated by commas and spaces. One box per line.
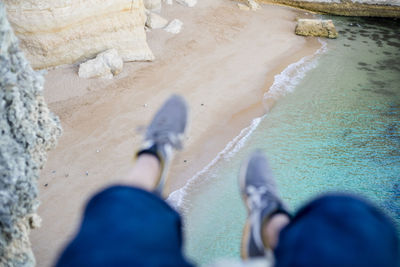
275, 194, 399, 267
56, 186, 194, 267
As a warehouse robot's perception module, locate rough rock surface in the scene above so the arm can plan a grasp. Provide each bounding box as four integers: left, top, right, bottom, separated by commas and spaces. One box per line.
238, 3, 251, 10
295, 19, 338, 38
259, 0, 400, 17
165, 19, 184, 34
0, 3, 61, 266
4, 0, 154, 69
144, 0, 162, 11
176, 0, 198, 7
146, 12, 169, 29
78, 49, 124, 79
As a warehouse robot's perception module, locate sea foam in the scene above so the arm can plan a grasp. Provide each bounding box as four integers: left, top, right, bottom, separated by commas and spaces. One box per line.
263, 39, 327, 111
167, 39, 328, 211
167, 117, 262, 211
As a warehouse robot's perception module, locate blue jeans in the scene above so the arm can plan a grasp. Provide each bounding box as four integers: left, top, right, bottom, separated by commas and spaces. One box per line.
57, 186, 398, 267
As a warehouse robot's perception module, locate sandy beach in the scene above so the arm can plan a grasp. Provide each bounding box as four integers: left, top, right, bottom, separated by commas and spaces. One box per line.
30, 0, 320, 265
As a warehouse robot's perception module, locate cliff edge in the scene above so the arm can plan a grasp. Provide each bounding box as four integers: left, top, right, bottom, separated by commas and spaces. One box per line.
0, 3, 62, 265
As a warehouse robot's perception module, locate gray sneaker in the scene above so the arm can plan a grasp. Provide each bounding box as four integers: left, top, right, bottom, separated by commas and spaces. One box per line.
137, 94, 188, 194
239, 151, 289, 259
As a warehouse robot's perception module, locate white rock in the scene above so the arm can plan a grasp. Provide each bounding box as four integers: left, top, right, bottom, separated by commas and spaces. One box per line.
176, 0, 197, 7
146, 12, 168, 29
164, 19, 183, 34
238, 3, 250, 10
101, 49, 124, 75
79, 49, 123, 79
144, 0, 162, 11
247, 0, 260, 10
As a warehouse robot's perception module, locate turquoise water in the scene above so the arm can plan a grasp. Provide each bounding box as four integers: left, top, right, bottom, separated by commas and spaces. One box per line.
178, 17, 400, 265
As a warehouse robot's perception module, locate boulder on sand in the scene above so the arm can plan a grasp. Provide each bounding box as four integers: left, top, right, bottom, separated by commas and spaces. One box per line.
146, 12, 168, 29
246, 0, 261, 10
164, 19, 183, 34
295, 19, 338, 39
79, 49, 123, 79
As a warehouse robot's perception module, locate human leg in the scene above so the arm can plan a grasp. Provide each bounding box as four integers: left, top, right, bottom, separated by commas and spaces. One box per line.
118, 154, 161, 191
240, 151, 399, 267
56, 95, 193, 266
239, 151, 290, 259
274, 194, 399, 267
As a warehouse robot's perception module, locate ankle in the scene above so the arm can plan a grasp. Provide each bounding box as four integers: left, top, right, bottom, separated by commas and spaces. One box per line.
137, 144, 161, 163
262, 213, 290, 249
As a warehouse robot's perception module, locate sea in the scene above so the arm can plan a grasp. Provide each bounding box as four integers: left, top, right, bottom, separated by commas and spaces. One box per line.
168, 15, 400, 265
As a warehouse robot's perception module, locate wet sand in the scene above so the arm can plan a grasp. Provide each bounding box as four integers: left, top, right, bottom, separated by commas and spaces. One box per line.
30, 0, 320, 266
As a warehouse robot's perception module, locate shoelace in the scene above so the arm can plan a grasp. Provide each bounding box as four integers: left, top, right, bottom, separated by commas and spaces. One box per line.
246, 185, 268, 211
246, 185, 270, 254
151, 131, 183, 150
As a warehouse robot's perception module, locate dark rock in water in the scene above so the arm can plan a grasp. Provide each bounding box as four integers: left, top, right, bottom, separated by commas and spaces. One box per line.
387, 41, 400, 48
358, 67, 375, 72
362, 88, 395, 96
342, 129, 352, 138
369, 80, 387, 87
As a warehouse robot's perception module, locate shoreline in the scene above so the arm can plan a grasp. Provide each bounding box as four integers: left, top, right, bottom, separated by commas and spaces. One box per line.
167, 38, 322, 195
31, 1, 321, 266
169, 39, 327, 210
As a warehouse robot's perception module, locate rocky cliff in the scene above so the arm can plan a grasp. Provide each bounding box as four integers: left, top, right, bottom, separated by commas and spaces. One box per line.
0, 2, 62, 266
259, 0, 400, 17
4, 0, 154, 69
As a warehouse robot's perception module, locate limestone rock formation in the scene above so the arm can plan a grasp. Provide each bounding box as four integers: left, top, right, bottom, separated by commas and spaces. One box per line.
295, 19, 338, 39
258, 0, 400, 17
146, 12, 169, 29
164, 19, 184, 34
176, 0, 198, 7
0, 3, 62, 266
79, 49, 124, 79
4, 0, 154, 70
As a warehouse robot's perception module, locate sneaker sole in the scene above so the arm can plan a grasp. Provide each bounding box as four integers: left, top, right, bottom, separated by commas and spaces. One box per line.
240, 218, 251, 259
238, 154, 253, 259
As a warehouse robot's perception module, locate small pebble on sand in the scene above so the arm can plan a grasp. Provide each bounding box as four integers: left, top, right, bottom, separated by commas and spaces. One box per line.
86, 171, 89, 176
44, 184, 48, 187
